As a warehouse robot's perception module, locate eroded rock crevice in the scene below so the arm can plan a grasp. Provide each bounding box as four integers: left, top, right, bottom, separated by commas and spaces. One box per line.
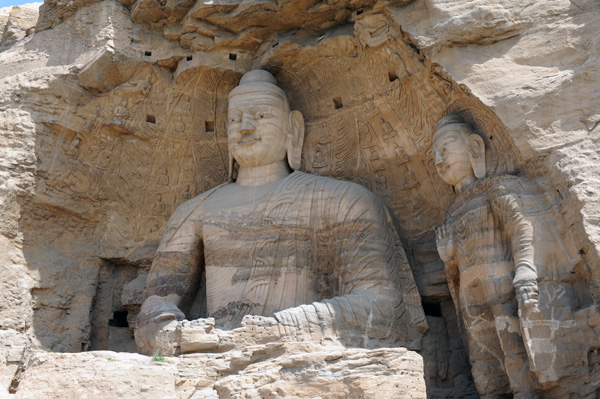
89, 259, 141, 352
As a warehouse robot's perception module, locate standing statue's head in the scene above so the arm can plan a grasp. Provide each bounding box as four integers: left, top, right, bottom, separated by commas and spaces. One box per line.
433, 114, 486, 191
227, 69, 305, 178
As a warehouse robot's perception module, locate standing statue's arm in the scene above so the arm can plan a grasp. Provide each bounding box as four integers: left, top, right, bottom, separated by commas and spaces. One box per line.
491, 186, 539, 309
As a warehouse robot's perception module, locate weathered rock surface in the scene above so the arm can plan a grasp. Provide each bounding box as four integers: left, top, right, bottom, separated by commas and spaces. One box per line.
14, 346, 426, 399
0, 3, 39, 50
0, 0, 599, 397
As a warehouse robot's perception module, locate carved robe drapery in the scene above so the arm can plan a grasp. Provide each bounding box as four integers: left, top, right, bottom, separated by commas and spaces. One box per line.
442, 174, 583, 391
443, 175, 580, 305
144, 171, 427, 348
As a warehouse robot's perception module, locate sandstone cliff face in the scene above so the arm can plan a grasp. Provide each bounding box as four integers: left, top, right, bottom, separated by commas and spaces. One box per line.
0, 0, 599, 398
0, 3, 38, 51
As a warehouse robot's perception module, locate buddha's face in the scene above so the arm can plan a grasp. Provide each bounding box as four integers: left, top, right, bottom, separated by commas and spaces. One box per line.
228, 91, 288, 168
433, 128, 475, 186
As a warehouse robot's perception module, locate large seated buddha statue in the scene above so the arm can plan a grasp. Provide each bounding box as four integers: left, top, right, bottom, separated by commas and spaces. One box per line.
135, 70, 427, 355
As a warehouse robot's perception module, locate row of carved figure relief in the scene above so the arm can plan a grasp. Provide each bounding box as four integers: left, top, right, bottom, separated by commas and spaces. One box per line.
45, 70, 231, 245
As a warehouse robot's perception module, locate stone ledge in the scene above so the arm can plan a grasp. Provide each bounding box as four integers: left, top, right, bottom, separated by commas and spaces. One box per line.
12, 346, 426, 399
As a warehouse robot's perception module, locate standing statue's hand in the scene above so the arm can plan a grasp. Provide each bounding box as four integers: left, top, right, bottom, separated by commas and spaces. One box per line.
515, 281, 540, 316
436, 224, 455, 263
135, 296, 185, 356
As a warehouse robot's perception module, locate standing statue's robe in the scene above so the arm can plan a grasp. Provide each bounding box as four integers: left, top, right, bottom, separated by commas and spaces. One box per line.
442, 175, 584, 393
144, 171, 427, 348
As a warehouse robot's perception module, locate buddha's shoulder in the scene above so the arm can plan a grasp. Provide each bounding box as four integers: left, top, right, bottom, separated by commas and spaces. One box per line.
170, 182, 231, 219
290, 172, 378, 200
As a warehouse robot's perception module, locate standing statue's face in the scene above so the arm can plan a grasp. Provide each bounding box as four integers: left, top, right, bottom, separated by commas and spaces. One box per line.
228, 91, 288, 168
433, 129, 474, 186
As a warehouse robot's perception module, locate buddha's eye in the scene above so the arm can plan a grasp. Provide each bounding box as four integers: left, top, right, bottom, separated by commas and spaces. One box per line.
254, 109, 271, 119
229, 114, 241, 123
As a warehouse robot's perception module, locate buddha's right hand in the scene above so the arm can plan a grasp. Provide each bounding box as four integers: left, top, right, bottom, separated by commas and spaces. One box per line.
135, 296, 185, 356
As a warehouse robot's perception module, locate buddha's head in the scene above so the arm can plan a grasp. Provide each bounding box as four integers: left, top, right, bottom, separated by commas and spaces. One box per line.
433, 114, 486, 190
227, 70, 304, 177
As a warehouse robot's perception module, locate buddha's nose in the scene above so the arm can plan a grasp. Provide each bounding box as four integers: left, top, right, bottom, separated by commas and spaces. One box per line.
240, 115, 255, 135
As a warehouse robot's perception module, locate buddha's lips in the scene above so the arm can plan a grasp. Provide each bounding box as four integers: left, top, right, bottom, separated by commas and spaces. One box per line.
239, 137, 261, 145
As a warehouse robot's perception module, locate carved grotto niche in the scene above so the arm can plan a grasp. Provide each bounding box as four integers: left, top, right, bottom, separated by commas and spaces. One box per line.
40, 66, 238, 250
36, 11, 522, 294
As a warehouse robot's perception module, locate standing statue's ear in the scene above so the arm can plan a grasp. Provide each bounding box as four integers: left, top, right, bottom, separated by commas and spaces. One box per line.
467, 134, 486, 179
287, 110, 305, 171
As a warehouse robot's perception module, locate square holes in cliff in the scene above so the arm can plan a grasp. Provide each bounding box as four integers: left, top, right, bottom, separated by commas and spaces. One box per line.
333, 97, 343, 110
205, 120, 215, 134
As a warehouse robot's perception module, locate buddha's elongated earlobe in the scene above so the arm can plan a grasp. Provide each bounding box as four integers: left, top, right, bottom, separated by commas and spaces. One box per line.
228, 152, 238, 180
287, 110, 305, 171
467, 134, 486, 179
